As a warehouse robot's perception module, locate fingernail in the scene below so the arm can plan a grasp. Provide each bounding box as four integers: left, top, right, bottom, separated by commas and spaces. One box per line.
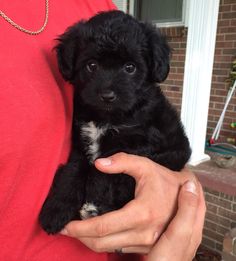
185, 180, 197, 195
153, 232, 159, 241
60, 228, 68, 235
97, 158, 112, 166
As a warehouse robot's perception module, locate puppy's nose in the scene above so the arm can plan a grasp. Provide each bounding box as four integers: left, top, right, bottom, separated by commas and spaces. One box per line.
100, 91, 116, 103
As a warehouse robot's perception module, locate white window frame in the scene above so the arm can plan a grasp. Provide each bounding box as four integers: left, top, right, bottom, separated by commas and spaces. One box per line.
113, 0, 128, 12
128, 0, 135, 15
129, 0, 190, 28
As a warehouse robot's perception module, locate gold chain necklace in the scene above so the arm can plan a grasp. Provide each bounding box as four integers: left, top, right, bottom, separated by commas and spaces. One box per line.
0, 0, 49, 35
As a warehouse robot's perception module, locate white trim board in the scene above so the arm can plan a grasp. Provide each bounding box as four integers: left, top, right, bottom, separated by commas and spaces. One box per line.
181, 0, 220, 166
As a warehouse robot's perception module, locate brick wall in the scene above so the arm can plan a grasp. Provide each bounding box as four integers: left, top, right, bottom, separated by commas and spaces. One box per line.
207, 0, 236, 143
203, 187, 236, 254
161, 0, 236, 142
160, 27, 187, 114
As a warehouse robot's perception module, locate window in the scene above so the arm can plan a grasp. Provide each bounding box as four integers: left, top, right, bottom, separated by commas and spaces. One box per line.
113, 0, 188, 27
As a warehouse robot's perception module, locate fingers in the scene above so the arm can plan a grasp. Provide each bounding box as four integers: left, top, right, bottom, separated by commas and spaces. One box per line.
164, 180, 199, 240
190, 184, 206, 246
77, 229, 158, 253
121, 246, 150, 254
95, 152, 167, 182
61, 201, 147, 238
147, 180, 201, 261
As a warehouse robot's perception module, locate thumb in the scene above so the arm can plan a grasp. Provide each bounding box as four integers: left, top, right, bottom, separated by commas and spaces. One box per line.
147, 180, 199, 261
165, 180, 199, 239
94, 152, 165, 182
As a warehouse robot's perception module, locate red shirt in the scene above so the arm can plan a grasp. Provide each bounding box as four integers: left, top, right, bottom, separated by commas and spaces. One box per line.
0, 1, 142, 260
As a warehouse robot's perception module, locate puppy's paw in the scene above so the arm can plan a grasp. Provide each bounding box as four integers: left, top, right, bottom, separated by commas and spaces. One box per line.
39, 201, 77, 234
79, 202, 99, 220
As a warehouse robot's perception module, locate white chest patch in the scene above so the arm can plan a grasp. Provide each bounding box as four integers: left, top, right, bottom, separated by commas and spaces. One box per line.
80, 121, 108, 163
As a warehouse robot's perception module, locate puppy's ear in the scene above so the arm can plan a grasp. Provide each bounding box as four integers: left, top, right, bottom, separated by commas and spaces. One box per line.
142, 23, 171, 83
55, 21, 86, 82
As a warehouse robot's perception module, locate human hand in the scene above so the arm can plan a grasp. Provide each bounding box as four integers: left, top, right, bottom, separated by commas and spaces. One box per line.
60, 152, 196, 254
147, 180, 206, 261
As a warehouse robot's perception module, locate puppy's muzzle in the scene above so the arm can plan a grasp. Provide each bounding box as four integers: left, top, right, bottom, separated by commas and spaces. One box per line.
100, 91, 117, 103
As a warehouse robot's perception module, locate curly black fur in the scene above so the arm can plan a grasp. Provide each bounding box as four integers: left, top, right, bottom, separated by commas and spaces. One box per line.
39, 10, 191, 234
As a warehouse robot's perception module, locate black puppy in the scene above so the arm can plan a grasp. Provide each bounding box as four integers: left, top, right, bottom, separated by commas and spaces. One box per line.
39, 10, 191, 234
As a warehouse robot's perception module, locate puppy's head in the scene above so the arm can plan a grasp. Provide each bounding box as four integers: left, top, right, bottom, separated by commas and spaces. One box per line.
56, 10, 170, 114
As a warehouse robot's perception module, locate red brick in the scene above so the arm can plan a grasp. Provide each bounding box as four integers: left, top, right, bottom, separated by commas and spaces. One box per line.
205, 220, 218, 230
202, 236, 216, 249
177, 68, 184, 74
167, 73, 183, 80
169, 42, 180, 49
207, 115, 215, 121
219, 4, 232, 12
224, 0, 236, 5
216, 34, 225, 41
215, 75, 229, 82
212, 69, 230, 76
222, 49, 236, 55
232, 4, 236, 11
170, 61, 184, 67
214, 49, 223, 56
214, 62, 232, 69
219, 26, 236, 33
216, 41, 234, 48
179, 42, 186, 48
214, 89, 229, 96
163, 79, 174, 85
204, 228, 225, 243
215, 55, 233, 62
220, 129, 236, 137
210, 96, 225, 103
218, 19, 230, 27
222, 11, 236, 19
218, 208, 236, 220
206, 212, 231, 228
208, 122, 217, 128
169, 67, 177, 73
225, 33, 236, 40
231, 19, 236, 26
225, 111, 236, 117
214, 103, 225, 110
205, 194, 233, 210
216, 225, 229, 236
172, 48, 186, 55
172, 55, 185, 61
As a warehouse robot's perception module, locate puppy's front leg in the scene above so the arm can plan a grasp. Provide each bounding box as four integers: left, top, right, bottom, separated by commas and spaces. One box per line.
39, 150, 88, 234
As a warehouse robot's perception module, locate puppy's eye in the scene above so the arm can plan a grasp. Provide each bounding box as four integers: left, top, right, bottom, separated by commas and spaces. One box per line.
124, 63, 136, 74
86, 60, 98, 73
